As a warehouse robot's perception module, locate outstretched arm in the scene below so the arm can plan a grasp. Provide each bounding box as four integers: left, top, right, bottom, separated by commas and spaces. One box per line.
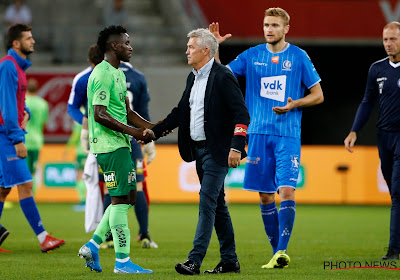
93, 104, 152, 143
209, 22, 232, 63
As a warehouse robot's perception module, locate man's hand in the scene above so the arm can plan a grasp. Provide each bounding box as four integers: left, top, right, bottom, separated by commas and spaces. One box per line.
272, 97, 298, 115
228, 149, 241, 168
14, 142, 27, 158
20, 110, 30, 130
142, 141, 156, 164
80, 128, 90, 155
209, 22, 232, 44
344, 132, 357, 153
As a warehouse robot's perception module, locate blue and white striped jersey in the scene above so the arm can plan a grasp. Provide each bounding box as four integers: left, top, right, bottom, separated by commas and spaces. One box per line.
228, 43, 321, 138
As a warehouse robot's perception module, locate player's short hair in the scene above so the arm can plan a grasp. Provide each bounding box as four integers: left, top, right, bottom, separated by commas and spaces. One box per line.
187, 28, 218, 58
97, 25, 127, 53
265, 7, 290, 26
6, 23, 32, 50
27, 78, 38, 93
384, 21, 400, 31
88, 44, 104, 66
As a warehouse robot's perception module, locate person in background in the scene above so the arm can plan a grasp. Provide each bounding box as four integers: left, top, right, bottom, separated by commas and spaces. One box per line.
103, 0, 127, 28
0, 24, 65, 253
344, 21, 400, 260
25, 78, 48, 194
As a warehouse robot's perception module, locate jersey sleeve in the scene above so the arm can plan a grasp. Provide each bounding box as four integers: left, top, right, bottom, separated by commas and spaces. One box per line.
350, 64, 378, 133
227, 49, 248, 78
301, 51, 321, 89
92, 74, 112, 107
68, 76, 87, 124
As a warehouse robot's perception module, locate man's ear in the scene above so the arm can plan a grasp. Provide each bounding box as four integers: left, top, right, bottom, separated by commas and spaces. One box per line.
12, 40, 21, 50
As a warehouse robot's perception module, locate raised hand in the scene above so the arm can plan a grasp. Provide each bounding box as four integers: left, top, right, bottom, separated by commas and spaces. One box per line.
209, 22, 232, 44
272, 97, 298, 115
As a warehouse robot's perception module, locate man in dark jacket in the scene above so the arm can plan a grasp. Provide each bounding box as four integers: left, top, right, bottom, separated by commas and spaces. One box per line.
148, 28, 250, 275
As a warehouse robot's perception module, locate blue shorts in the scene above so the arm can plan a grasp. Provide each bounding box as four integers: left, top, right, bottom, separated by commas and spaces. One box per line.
130, 140, 144, 182
0, 133, 32, 188
243, 134, 301, 193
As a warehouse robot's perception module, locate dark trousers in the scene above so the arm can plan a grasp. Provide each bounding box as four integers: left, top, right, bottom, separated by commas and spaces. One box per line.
188, 145, 238, 266
378, 130, 400, 251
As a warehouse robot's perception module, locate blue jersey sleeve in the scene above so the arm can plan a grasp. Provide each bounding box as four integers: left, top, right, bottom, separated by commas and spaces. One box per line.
133, 75, 150, 121
67, 75, 88, 124
227, 49, 248, 78
351, 65, 378, 133
300, 51, 321, 89
0, 60, 25, 144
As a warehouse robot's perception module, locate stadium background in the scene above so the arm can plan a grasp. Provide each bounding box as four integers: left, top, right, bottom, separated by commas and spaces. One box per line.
0, 0, 397, 204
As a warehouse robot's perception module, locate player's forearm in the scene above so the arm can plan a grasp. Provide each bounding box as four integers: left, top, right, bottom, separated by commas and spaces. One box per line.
127, 111, 154, 129
296, 84, 324, 108
94, 109, 137, 136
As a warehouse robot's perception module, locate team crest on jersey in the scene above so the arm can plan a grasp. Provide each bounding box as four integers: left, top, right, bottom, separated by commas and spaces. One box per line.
282, 60, 292, 71
271, 56, 279, 64
377, 77, 387, 94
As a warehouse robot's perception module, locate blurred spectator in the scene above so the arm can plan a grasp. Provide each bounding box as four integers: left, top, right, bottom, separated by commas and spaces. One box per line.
25, 78, 48, 194
103, 0, 127, 27
4, 0, 32, 28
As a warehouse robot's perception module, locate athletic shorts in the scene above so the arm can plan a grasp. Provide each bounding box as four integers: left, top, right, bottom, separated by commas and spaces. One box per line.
130, 140, 144, 182
0, 133, 32, 188
243, 134, 301, 193
95, 147, 136, 196
26, 149, 39, 174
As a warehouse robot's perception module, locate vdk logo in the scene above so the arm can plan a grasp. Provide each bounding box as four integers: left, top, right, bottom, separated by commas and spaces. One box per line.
260, 75, 286, 102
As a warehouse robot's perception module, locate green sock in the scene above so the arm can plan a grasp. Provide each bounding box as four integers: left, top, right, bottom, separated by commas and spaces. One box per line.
110, 204, 131, 259
76, 180, 86, 203
93, 205, 112, 245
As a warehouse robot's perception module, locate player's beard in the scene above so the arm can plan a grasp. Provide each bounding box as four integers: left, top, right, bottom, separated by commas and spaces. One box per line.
266, 35, 284, 46
21, 46, 33, 56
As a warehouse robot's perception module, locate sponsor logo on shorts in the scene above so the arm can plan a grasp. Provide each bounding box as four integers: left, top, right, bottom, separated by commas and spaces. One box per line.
104, 171, 118, 189
128, 169, 136, 184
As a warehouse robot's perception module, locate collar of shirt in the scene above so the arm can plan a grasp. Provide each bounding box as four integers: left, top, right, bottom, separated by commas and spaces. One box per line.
192, 57, 214, 78
8, 48, 31, 71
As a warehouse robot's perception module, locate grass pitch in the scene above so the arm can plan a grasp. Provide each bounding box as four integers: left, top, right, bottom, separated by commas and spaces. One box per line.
0, 203, 398, 279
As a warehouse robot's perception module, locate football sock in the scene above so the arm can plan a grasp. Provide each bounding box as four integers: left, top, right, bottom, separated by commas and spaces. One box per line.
277, 200, 296, 252
103, 193, 111, 212
110, 204, 131, 259
134, 191, 149, 235
93, 205, 112, 245
0, 201, 4, 218
19, 197, 45, 236
260, 202, 279, 254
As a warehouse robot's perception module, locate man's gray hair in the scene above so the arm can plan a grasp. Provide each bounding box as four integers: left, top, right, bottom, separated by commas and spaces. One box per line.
187, 28, 218, 58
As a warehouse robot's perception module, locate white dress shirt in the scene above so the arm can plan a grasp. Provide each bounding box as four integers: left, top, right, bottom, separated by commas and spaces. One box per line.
189, 58, 214, 141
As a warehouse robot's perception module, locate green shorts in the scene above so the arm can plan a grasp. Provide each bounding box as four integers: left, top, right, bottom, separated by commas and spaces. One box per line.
26, 150, 39, 174
96, 147, 136, 196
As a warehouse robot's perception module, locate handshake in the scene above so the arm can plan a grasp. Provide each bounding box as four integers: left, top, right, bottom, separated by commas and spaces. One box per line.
132, 121, 173, 144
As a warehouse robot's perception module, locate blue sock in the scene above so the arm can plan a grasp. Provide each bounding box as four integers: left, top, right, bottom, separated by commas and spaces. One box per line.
260, 202, 279, 254
103, 193, 111, 213
277, 200, 296, 252
134, 191, 149, 235
0, 201, 4, 219
19, 197, 45, 235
